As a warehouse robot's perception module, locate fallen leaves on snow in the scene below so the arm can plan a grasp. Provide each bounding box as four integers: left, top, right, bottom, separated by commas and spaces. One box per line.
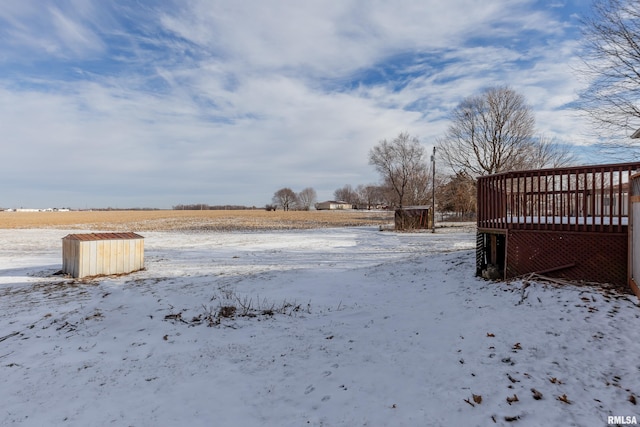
531, 388, 543, 400
506, 394, 519, 405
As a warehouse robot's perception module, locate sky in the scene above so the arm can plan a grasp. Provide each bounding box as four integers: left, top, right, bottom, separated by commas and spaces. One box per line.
0, 0, 621, 209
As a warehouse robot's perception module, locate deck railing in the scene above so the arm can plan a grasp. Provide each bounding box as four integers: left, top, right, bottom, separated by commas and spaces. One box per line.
477, 162, 640, 233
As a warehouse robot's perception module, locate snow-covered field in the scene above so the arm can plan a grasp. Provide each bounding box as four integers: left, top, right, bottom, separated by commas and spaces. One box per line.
1, 226, 639, 427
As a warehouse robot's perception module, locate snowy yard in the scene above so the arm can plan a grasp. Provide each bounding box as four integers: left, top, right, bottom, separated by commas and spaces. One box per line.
1, 226, 639, 426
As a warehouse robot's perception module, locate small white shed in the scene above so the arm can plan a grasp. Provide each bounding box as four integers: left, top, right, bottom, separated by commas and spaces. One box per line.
62, 232, 144, 278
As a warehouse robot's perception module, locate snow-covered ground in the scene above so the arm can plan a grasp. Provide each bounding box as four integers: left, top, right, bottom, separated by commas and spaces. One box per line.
1, 226, 639, 427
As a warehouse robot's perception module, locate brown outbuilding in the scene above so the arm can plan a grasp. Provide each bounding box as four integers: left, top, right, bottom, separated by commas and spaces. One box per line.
394, 206, 432, 231
62, 232, 144, 278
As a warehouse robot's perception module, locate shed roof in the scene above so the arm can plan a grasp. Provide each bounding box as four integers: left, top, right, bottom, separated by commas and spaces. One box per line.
63, 232, 144, 241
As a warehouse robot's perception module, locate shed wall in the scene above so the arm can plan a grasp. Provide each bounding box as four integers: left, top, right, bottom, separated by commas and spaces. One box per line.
62, 238, 78, 277
394, 208, 431, 231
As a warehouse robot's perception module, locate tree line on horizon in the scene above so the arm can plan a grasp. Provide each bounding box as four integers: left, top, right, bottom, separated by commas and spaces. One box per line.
172, 204, 259, 210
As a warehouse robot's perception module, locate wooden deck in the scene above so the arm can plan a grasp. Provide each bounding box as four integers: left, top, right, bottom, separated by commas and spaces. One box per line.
476, 162, 640, 291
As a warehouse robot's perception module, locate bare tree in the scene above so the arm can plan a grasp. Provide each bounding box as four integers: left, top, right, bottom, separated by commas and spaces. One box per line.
437, 172, 477, 220
356, 184, 383, 210
521, 136, 577, 169
437, 86, 536, 177
369, 132, 428, 208
577, 0, 640, 139
297, 187, 317, 211
402, 165, 432, 206
378, 184, 397, 208
272, 188, 298, 211
333, 184, 359, 205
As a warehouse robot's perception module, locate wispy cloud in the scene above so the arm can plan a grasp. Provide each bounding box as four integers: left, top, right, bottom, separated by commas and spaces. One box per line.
0, 0, 605, 208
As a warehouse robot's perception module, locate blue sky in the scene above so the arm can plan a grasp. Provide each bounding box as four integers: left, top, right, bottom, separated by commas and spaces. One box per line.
0, 0, 619, 209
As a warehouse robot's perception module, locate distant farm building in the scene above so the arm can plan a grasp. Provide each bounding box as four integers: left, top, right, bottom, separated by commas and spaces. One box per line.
315, 201, 354, 210
476, 162, 640, 297
394, 206, 432, 231
62, 233, 145, 278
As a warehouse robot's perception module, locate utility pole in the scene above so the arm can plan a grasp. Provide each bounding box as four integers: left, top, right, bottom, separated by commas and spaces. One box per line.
431, 147, 436, 233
